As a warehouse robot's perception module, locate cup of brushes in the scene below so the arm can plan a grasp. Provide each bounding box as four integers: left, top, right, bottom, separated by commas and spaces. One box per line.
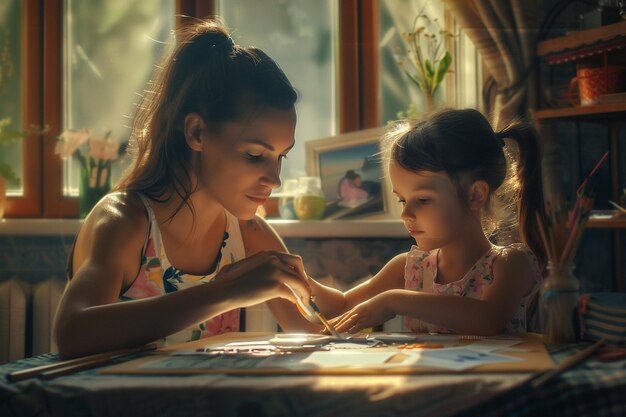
537, 152, 607, 344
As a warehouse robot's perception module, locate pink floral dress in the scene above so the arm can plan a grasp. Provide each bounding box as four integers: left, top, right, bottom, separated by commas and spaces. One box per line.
403, 243, 543, 334
119, 195, 245, 345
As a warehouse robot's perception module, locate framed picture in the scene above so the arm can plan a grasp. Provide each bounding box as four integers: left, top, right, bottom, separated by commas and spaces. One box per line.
305, 127, 396, 220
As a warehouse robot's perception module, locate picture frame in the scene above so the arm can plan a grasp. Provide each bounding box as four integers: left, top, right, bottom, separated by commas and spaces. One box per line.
305, 127, 397, 220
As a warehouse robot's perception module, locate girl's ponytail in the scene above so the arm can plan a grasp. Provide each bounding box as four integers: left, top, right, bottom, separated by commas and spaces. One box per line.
497, 122, 546, 269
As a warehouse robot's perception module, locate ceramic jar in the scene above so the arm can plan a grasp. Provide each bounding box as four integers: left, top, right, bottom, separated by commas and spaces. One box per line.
293, 176, 326, 220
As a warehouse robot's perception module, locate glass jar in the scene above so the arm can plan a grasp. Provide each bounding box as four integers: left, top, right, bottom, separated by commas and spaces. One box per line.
294, 176, 326, 220
540, 262, 581, 344
278, 179, 299, 220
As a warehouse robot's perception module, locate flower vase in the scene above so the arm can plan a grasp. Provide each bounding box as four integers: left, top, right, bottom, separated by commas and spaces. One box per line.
79, 166, 111, 218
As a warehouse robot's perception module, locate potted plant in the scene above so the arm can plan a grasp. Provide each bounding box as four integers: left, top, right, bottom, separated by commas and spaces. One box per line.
55, 129, 122, 218
396, 8, 456, 114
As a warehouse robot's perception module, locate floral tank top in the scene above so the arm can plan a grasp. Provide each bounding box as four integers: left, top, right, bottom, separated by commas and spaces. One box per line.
403, 243, 543, 334
119, 195, 246, 345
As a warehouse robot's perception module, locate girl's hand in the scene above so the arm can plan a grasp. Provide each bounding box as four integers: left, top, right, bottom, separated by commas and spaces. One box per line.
329, 292, 396, 334
214, 250, 311, 307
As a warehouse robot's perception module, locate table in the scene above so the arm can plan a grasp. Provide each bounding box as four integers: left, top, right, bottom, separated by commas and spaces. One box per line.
1, 334, 626, 417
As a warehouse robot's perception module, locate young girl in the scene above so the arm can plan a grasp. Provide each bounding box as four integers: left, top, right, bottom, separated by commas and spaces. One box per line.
310, 108, 545, 336
53, 20, 314, 358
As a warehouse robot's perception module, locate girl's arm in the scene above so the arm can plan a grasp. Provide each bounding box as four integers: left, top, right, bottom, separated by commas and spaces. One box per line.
321, 253, 407, 316
241, 215, 408, 329
331, 248, 535, 335
54, 196, 309, 359
298, 253, 407, 328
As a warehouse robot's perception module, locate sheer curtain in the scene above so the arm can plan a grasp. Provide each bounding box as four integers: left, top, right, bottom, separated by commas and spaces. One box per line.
445, 0, 537, 129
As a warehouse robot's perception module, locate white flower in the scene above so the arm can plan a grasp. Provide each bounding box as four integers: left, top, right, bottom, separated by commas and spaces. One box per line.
56, 128, 122, 191
88, 133, 119, 161
55, 128, 90, 159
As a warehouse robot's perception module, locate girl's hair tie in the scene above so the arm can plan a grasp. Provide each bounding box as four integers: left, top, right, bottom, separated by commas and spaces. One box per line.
211, 36, 235, 51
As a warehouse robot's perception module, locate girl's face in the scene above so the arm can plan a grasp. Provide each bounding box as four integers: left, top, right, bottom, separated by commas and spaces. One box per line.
200, 107, 297, 219
389, 160, 471, 251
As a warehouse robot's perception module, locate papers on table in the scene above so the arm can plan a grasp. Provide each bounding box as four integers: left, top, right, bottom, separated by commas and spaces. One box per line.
257, 351, 398, 370
404, 348, 522, 371
462, 338, 524, 353
396, 337, 525, 371
167, 333, 527, 372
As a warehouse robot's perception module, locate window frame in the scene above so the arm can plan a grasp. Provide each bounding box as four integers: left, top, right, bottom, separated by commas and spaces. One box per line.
5, 0, 44, 217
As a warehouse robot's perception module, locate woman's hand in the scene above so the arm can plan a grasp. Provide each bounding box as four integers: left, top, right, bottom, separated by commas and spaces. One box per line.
328, 292, 396, 334
214, 250, 311, 307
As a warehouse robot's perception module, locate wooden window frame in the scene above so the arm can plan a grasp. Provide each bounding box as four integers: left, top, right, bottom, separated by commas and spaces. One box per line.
6, 0, 377, 218
5, 0, 44, 217
339, 0, 379, 133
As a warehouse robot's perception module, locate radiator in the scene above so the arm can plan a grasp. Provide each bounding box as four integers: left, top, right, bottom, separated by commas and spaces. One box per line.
31, 277, 66, 356
0, 278, 29, 364
0, 277, 65, 364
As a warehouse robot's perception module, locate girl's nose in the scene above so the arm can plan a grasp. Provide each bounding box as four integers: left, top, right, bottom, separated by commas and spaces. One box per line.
400, 204, 415, 221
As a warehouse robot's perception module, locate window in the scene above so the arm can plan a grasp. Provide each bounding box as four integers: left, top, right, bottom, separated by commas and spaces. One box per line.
62, 0, 175, 195
0, 0, 24, 197
448, 17, 482, 110
2, 0, 481, 218
217, 0, 338, 181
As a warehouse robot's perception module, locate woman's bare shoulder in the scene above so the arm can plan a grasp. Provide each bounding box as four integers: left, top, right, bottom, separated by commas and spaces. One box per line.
75, 192, 150, 265
87, 192, 147, 234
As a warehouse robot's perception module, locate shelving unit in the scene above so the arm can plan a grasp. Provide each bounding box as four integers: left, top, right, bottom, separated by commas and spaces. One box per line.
537, 21, 626, 64
533, 101, 626, 120
588, 216, 626, 229
534, 21, 626, 290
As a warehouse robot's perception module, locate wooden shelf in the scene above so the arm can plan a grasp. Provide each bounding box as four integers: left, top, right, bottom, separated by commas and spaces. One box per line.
532, 101, 626, 120
538, 21, 626, 64
588, 216, 626, 229
588, 211, 626, 229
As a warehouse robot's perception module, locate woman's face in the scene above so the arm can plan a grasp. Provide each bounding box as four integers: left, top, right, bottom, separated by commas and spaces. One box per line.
200, 107, 297, 219
389, 160, 471, 251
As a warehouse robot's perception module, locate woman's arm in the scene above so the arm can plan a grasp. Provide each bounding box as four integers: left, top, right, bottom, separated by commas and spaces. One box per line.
240, 215, 320, 332
331, 248, 535, 335
54, 196, 309, 358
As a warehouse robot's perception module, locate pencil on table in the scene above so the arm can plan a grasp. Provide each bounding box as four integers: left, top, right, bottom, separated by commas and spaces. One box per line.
6, 344, 156, 382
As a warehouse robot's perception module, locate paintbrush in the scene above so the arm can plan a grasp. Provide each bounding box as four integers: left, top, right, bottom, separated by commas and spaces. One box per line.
309, 296, 342, 339
285, 283, 342, 338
